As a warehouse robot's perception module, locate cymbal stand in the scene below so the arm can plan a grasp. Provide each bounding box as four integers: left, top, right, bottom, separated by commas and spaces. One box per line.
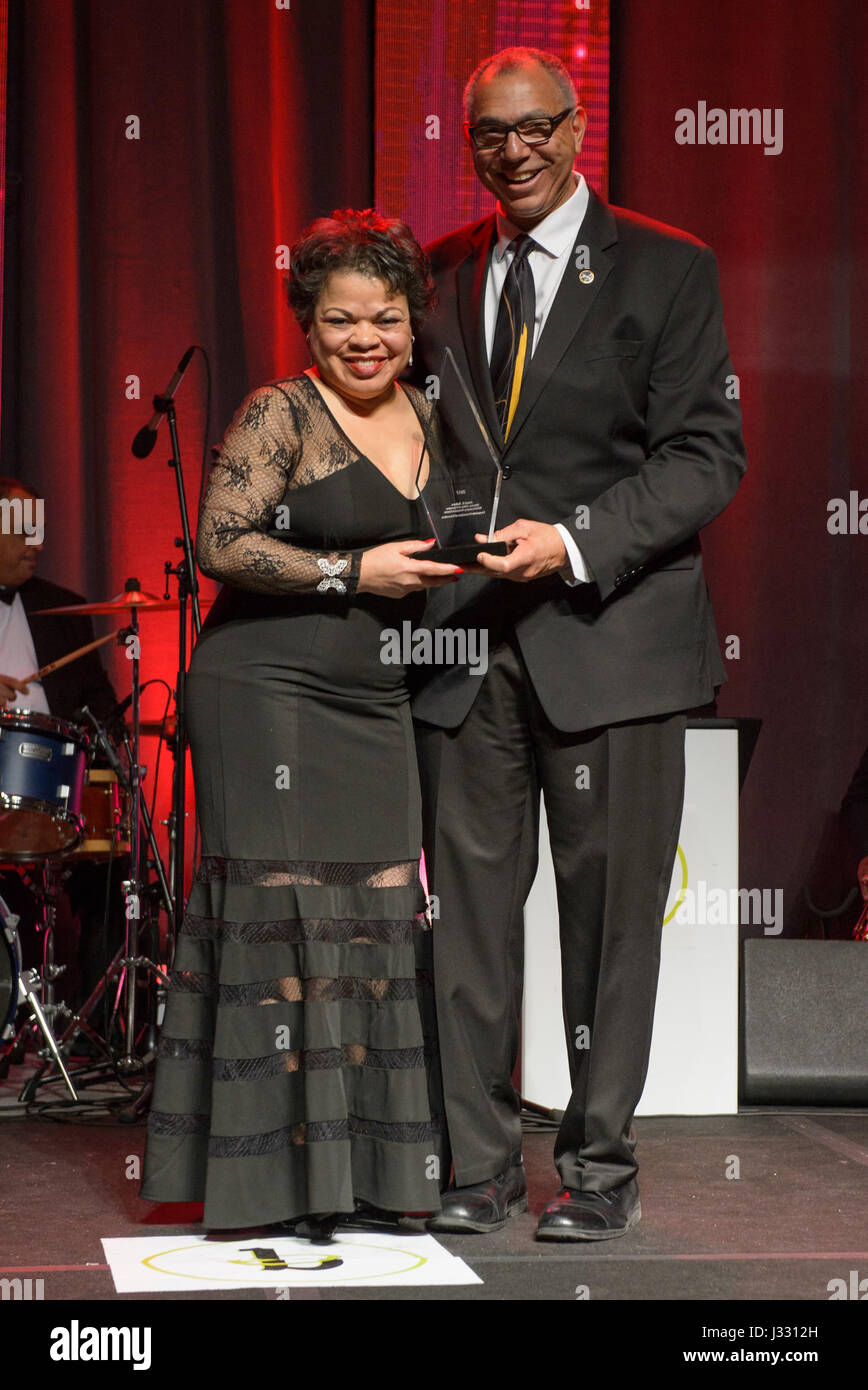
20, 584, 172, 1101
163, 394, 202, 961
115, 583, 167, 1078
33, 862, 64, 1029
69, 705, 173, 1064
85, 711, 173, 930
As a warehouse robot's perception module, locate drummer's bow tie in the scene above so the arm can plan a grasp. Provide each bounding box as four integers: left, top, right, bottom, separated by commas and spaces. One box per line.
0, 587, 17, 605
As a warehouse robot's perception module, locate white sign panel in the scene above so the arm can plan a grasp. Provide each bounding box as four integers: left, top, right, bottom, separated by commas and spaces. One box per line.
522, 727, 740, 1116
102, 1232, 482, 1293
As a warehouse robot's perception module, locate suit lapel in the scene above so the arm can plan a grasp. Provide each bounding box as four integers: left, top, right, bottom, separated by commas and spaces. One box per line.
503, 189, 619, 454
455, 217, 503, 445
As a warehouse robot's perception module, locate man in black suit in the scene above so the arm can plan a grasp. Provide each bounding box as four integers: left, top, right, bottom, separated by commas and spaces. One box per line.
0, 476, 121, 1015
412, 49, 746, 1240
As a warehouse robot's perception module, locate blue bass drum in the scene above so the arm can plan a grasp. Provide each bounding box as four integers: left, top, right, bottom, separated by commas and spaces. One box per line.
0, 710, 90, 859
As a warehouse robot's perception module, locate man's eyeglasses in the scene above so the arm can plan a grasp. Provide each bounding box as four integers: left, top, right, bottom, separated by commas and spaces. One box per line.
465, 107, 575, 152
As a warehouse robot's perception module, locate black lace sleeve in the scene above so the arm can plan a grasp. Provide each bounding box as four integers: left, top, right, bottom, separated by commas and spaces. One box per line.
196, 384, 363, 595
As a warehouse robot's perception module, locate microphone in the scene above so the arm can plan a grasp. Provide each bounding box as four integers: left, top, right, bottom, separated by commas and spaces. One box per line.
74, 691, 133, 727
131, 346, 196, 458
77, 705, 125, 781
74, 679, 165, 738
107, 692, 134, 723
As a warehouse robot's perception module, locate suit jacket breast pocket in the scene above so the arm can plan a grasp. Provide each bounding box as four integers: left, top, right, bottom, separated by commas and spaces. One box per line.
580, 339, 644, 362
575, 340, 646, 429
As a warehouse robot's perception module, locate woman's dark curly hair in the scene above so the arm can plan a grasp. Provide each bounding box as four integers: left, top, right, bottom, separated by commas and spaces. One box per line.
286, 207, 436, 331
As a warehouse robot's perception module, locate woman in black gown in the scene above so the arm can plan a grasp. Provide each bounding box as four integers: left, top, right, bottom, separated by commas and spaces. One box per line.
140, 210, 459, 1233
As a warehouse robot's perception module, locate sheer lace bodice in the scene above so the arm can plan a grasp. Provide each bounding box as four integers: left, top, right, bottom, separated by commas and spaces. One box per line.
196, 376, 433, 597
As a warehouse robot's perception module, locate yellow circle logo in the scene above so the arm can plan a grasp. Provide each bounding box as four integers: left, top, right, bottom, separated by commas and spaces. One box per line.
663, 844, 688, 925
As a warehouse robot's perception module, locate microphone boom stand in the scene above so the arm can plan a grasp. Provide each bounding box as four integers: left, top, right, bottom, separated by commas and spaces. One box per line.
161, 396, 201, 962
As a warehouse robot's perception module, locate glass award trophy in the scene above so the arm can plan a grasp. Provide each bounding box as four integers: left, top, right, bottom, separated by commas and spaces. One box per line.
412, 347, 509, 565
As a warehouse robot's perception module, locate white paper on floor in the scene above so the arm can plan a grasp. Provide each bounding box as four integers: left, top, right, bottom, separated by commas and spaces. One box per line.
102, 1231, 482, 1292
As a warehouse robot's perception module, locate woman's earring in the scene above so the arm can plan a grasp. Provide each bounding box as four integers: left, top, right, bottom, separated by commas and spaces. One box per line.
409, 333, 415, 367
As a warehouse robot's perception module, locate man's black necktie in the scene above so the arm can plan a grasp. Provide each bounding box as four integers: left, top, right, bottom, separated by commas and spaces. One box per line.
0, 587, 17, 606
490, 234, 536, 440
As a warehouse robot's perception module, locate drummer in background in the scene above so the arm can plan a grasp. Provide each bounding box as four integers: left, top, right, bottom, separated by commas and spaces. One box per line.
0, 477, 117, 719
0, 476, 123, 1026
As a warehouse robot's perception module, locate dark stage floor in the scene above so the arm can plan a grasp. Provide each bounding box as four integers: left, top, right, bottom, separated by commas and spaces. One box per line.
2, 1060, 867, 1309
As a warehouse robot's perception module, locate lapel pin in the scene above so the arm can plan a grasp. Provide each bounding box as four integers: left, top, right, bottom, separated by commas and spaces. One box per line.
579, 269, 594, 284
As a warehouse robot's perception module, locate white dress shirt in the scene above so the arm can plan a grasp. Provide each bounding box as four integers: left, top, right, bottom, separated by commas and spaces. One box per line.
484, 174, 593, 584
0, 592, 51, 713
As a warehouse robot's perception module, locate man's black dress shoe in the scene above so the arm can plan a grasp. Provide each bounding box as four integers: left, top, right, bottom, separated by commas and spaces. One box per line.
536, 1178, 640, 1242
427, 1164, 527, 1233
337, 1201, 406, 1232
274, 1214, 339, 1242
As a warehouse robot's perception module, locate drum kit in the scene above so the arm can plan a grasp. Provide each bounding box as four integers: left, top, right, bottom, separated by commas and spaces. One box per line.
1, 348, 206, 1113
0, 580, 198, 1110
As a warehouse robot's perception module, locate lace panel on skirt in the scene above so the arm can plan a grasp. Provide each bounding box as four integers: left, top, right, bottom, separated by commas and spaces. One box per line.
196, 856, 420, 889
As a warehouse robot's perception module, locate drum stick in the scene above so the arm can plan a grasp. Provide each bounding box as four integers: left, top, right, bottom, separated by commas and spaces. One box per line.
20, 631, 118, 685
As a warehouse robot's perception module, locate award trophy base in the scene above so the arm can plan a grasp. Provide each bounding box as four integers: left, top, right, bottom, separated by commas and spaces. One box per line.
413, 541, 509, 565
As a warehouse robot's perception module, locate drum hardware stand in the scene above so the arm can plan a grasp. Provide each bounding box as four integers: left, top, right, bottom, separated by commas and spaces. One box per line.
117, 735, 174, 922
17, 908, 172, 1106
83, 609, 185, 1116
164, 387, 202, 955
16, 862, 81, 1099
131, 357, 201, 969
33, 861, 74, 1021
85, 708, 174, 927
113, 715, 173, 1070
16, 906, 169, 1106
112, 589, 171, 1081
14, 965, 78, 1099
17, 940, 171, 1105
16, 856, 114, 1103
66, 706, 173, 1070
2, 912, 78, 1099
17, 611, 175, 1103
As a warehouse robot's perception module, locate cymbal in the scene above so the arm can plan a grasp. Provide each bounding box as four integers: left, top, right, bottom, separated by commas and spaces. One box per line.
35, 588, 211, 616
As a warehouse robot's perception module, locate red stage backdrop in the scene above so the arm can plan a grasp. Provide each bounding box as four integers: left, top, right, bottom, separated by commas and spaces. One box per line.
2, 1, 865, 936
3, 0, 373, 892
375, 0, 609, 245
611, 0, 868, 933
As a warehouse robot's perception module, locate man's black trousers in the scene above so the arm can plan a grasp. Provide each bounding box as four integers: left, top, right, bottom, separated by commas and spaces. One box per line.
415, 634, 687, 1192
